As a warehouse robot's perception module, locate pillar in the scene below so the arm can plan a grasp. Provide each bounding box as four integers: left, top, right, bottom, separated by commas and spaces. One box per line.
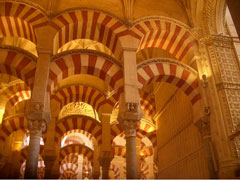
199, 35, 240, 178
24, 120, 46, 178
92, 142, 100, 179
98, 112, 113, 179
43, 112, 57, 179
24, 47, 51, 179
99, 151, 113, 179
77, 155, 83, 179
118, 35, 142, 179
43, 151, 56, 179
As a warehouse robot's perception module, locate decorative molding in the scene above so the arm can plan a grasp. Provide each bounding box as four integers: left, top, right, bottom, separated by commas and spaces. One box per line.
200, 34, 233, 47
137, 58, 198, 75
216, 83, 240, 91
132, 16, 191, 30
122, 0, 135, 25
126, 102, 138, 112
51, 49, 122, 68
0, 45, 38, 62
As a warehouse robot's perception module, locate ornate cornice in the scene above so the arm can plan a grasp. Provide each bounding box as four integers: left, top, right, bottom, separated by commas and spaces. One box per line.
51, 49, 122, 68
216, 82, 240, 91
200, 34, 233, 47
132, 16, 191, 30
137, 58, 198, 75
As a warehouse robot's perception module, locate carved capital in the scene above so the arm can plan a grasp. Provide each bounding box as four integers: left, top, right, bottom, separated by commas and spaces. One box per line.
28, 119, 47, 136
122, 119, 139, 137
26, 101, 51, 125
99, 151, 113, 168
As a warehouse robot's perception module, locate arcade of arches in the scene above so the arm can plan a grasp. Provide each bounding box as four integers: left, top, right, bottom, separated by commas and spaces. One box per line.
0, 0, 240, 179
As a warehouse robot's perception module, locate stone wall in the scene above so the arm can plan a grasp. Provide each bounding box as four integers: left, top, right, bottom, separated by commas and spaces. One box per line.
156, 90, 209, 178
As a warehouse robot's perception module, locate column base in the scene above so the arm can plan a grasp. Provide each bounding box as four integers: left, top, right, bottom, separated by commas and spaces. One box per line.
218, 159, 240, 178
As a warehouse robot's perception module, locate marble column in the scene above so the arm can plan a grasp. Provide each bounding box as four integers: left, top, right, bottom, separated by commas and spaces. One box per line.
118, 35, 142, 179
24, 47, 51, 179
24, 120, 46, 178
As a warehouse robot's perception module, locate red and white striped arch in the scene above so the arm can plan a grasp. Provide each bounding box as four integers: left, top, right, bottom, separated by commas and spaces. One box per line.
62, 129, 93, 143
60, 171, 77, 179
61, 154, 78, 165
5, 90, 30, 108
137, 59, 201, 107
82, 161, 92, 179
50, 9, 128, 58
49, 53, 123, 94
140, 162, 149, 178
110, 163, 120, 179
60, 163, 78, 175
140, 146, 154, 157
1, 82, 30, 100
112, 145, 126, 157
0, 115, 27, 141
140, 90, 156, 117
51, 84, 117, 111
131, 18, 199, 64
59, 144, 93, 162
0, 49, 36, 88
0, 2, 47, 43
55, 116, 102, 144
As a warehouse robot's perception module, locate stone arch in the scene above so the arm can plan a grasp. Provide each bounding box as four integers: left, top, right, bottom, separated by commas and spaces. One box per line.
48, 52, 123, 96
5, 90, 30, 110
59, 144, 93, 162
139, 90, 156, 118
61, 129, 94, 150
50, 9, 128, 59
55, 115, 102, 145
137, 58, 202, 120
0, 1, 47, 44
51, 84, 117, 113
110, 163, 120, 179
130, 17, 200, 65
0, 49, 36, 88
0, 114, 27, 141
1, 81, 30, 100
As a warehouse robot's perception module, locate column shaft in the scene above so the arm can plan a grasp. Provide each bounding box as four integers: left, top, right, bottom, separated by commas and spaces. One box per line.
24, 130, 41, 179
102, 165, 109, 179
203, 137, 218, 178
126, 135, 138, 179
